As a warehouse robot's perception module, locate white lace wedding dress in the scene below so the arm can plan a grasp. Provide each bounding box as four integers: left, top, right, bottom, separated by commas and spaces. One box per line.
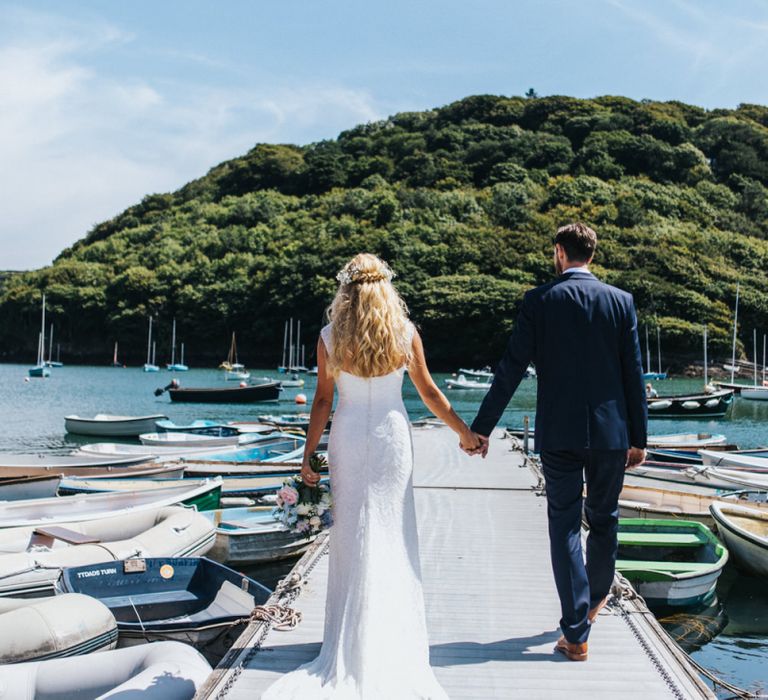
261, 323, 447, 700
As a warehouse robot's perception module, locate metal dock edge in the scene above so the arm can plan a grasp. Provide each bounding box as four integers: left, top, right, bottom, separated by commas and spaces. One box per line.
196, 426, 715, 699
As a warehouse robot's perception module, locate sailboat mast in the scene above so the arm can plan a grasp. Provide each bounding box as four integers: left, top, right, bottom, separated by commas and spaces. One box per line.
114, 341, 118, 365
146, 317, 153, 365
152, 340, 156, 366
282, 321, 288, 367
754, 329, 758, 387
181, 342, 185, 365
40, 293, 46, 366
36, 332, 42, 366
763, 333, 766, 385
296, 320, 301, 367
171, 319, 176, 366
730, 283, 740, 383
302, 344, 306, 368
656, 325, 662, 375
703, 326, 708, 388
48, 324, 54, 365
645, 326, 651, 375
288, 318, 294, 369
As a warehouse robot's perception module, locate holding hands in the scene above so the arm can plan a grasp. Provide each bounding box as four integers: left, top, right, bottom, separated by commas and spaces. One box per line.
459, 427, 489, 458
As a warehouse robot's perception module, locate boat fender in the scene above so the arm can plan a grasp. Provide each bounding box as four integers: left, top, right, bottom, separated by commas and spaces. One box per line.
704, 399, 720, 408
682, 401, 700, 409
649, 400, 672, 410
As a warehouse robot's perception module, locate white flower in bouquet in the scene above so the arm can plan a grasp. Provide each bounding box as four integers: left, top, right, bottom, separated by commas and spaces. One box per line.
309, 515, 322, 530
316, 507, 326, 516
296, 503, 311, 516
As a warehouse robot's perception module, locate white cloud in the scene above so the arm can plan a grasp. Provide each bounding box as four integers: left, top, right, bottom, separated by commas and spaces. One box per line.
0, 8, 382, 270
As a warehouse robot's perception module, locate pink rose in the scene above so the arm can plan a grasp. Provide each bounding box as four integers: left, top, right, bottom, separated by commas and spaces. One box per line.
278, 486, 299, 506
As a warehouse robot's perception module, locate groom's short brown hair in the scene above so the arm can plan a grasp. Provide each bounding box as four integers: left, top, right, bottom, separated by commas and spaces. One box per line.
555, 222, 597, 262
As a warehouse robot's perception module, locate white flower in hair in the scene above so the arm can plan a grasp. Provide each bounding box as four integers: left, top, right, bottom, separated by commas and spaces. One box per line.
336, 263, 395, 285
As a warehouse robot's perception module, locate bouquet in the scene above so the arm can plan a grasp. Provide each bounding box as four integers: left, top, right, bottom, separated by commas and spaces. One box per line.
273, 453, 333, 536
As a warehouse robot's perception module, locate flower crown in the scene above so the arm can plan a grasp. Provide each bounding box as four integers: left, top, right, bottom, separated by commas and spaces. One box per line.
336, 263, 395, 286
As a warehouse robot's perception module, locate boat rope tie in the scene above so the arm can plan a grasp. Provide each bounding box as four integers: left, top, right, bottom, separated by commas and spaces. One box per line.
212, 537, 330, 699
249, 604, 302, 631
611, 575, 759, 699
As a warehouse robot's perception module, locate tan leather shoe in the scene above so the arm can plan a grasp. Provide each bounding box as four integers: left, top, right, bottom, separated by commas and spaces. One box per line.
588, 596, 609, 624
554, 635, 588, 661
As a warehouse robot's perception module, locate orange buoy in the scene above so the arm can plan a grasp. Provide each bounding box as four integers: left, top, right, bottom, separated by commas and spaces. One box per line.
295, 393, 307, 405
239, 381, 247, 388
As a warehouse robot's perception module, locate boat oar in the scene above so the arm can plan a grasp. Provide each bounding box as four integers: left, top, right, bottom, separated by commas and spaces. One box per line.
154, 379, 180, 397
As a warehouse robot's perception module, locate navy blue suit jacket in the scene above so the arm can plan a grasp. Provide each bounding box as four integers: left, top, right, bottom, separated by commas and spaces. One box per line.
471, 270, 647, 451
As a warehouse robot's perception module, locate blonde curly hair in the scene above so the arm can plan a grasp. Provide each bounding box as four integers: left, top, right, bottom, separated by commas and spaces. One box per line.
326, 253, 412, 377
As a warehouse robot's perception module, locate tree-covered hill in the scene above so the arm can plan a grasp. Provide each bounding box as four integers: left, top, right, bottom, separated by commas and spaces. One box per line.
3, 94, 768, 368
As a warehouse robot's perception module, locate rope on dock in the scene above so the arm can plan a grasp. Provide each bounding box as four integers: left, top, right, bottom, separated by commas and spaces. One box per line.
612, 575, 762, 699
206, 534, 330, 699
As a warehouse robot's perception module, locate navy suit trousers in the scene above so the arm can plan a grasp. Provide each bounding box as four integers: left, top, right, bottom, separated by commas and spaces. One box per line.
540, 449, 626, 644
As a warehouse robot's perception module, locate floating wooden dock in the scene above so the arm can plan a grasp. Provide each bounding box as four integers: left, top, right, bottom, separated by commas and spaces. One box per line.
197, 425, 714, 699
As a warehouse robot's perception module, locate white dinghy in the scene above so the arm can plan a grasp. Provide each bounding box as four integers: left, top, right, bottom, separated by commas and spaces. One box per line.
0, 594, 116, 663
710, 502, 768, 577
0, 505, 215, 597
64, 413, 168, 437
0, 641, 211, 699
138, 432, 259, 448
0, 479, 221, 529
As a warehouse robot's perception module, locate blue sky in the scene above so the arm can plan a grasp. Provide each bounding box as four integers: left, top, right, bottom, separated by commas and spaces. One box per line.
3, 0, 768, 269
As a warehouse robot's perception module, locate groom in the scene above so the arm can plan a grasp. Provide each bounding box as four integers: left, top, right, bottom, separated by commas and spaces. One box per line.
467, 222, 647, 661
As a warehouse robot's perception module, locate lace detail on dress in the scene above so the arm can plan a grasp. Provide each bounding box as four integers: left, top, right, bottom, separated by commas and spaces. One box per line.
261, 319, 445, 700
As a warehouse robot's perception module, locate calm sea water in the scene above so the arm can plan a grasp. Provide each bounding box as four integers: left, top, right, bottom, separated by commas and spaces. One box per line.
1, 365, 766, 693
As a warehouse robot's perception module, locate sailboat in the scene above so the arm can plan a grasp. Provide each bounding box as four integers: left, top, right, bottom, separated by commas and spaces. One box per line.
143, 317, 159, 372
166, 318, 188, 371
29, 294, 51, 378
45, 324, 64, 367
222, 333, 249, 380
290, 320, 308, 373
742, 330, 768, 401
642, 324, 666, 380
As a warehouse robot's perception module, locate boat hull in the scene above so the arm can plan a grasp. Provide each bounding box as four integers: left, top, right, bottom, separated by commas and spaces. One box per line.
647, 390, 734, 419
205, 508, 316, 564
0, 641, 211, 698
59, 557, 270, 663
0, 475, 61, 501
741, 388, 768, 401
0, 462, 183, 480
0, 594, 117, 663
169, 382, 281, 403
64, 414, 168, 437
631, 572, 720, 608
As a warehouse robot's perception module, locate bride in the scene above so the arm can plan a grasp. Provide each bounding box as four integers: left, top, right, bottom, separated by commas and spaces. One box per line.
262, 253, 480, 699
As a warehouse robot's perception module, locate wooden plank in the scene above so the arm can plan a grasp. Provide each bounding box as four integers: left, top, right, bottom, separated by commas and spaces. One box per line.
32, 525, 99, 545
199, 426, 714, 700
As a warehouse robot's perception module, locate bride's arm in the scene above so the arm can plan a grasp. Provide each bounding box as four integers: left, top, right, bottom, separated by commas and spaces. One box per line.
408, 330, 480, 450
300, 337, 334, 486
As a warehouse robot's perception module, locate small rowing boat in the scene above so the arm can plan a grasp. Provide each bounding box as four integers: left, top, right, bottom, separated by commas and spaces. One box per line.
64, 413, 168, 437
204, 507, 317, 564
58, 557, 271, 663
709, 502, 768, 577
616, 519, 728, 608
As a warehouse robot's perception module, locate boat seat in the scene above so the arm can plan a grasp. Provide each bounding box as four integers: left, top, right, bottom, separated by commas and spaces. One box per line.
618, 533, 704, 547
616, 560, 717, 573
32, 526, 100, 546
